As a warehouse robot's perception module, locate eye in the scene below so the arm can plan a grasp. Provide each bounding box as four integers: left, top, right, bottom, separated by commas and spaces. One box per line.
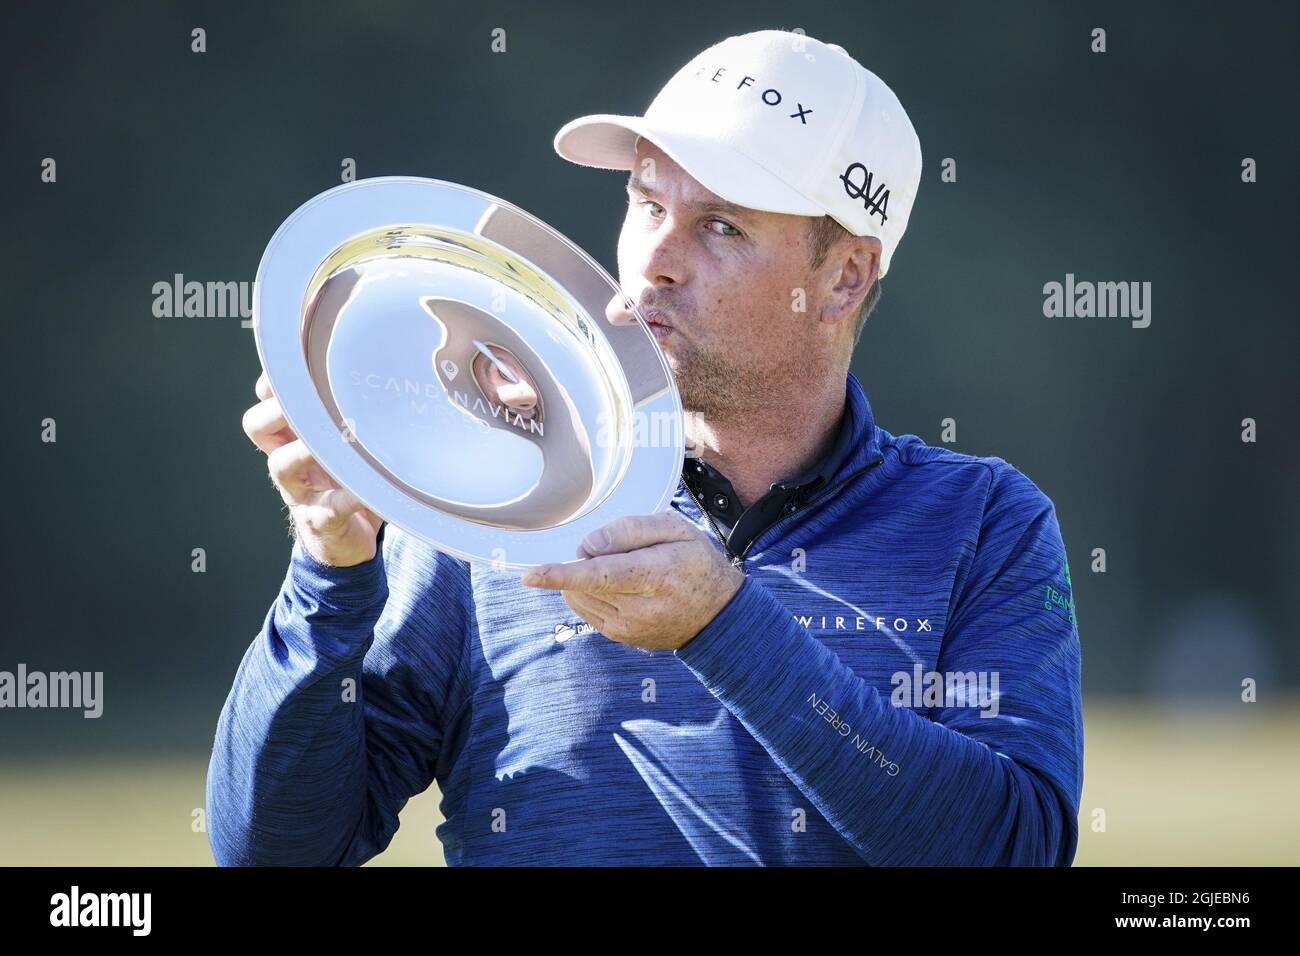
632, 198, 664, 218
625, 190, 659, 213
626, 195, 742, 239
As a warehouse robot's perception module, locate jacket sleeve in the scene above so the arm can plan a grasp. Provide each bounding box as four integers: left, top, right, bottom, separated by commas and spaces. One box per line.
673, 464, 1084, 866
205, 523, 473, 866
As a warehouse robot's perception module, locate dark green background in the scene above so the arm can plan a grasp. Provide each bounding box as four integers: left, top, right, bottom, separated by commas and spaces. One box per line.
3, 0, 1296, 761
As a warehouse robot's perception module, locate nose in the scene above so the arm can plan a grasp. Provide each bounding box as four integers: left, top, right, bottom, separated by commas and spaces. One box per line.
624, 207, 690, 292
605, 294, 636, 327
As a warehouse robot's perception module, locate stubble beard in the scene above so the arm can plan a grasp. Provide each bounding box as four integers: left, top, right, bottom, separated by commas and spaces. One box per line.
667, 331, 826, 426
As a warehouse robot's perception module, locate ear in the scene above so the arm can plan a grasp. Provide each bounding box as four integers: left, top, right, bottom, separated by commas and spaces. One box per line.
819, 235, 881, 326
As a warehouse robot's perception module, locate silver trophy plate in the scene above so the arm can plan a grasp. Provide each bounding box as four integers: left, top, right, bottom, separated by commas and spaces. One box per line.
253, 177, 683, 569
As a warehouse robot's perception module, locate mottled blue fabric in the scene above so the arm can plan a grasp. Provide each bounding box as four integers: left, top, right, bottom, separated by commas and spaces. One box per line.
206, 371, 1083, 866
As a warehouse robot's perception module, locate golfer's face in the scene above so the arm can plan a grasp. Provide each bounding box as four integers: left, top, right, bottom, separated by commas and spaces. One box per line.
615, 138, 831, 412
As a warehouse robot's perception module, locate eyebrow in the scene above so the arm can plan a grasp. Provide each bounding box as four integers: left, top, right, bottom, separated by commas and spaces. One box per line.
625, 174, 753, 222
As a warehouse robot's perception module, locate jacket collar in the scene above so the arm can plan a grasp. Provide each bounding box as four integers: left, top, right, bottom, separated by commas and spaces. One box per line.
839, 369, 885, 481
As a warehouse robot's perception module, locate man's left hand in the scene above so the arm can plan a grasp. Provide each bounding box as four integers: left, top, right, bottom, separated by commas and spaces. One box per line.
519, 513, 745, 651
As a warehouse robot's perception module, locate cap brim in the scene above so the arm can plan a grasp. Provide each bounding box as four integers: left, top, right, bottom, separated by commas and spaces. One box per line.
554, 114, 823, 218
553, 113, 643, 171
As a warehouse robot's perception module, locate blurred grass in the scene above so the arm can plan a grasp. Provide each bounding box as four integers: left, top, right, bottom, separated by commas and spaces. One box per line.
1, 698, 1296, 865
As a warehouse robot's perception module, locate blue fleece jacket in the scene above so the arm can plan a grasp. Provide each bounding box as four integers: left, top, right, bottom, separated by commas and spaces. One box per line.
206, 371, 1084, 866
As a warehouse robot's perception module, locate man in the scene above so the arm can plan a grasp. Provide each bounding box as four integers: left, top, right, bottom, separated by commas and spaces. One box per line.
208, 29, 1083, 866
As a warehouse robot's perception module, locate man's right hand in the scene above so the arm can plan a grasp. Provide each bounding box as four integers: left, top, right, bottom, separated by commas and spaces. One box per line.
243, 371, 383, 568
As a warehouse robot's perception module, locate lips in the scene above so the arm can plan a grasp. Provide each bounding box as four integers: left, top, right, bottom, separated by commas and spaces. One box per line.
643, 310, 674, 343
642, 309, 673, 331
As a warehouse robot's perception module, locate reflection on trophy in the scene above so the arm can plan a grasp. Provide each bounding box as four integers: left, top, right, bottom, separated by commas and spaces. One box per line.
253, 177, 684, 569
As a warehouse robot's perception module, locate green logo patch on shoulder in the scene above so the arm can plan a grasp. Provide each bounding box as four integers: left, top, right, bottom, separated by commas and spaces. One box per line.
1043, 556, 1076, 625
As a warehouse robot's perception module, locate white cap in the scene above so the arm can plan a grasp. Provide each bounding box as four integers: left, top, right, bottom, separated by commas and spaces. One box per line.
553, 29, 923, 277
